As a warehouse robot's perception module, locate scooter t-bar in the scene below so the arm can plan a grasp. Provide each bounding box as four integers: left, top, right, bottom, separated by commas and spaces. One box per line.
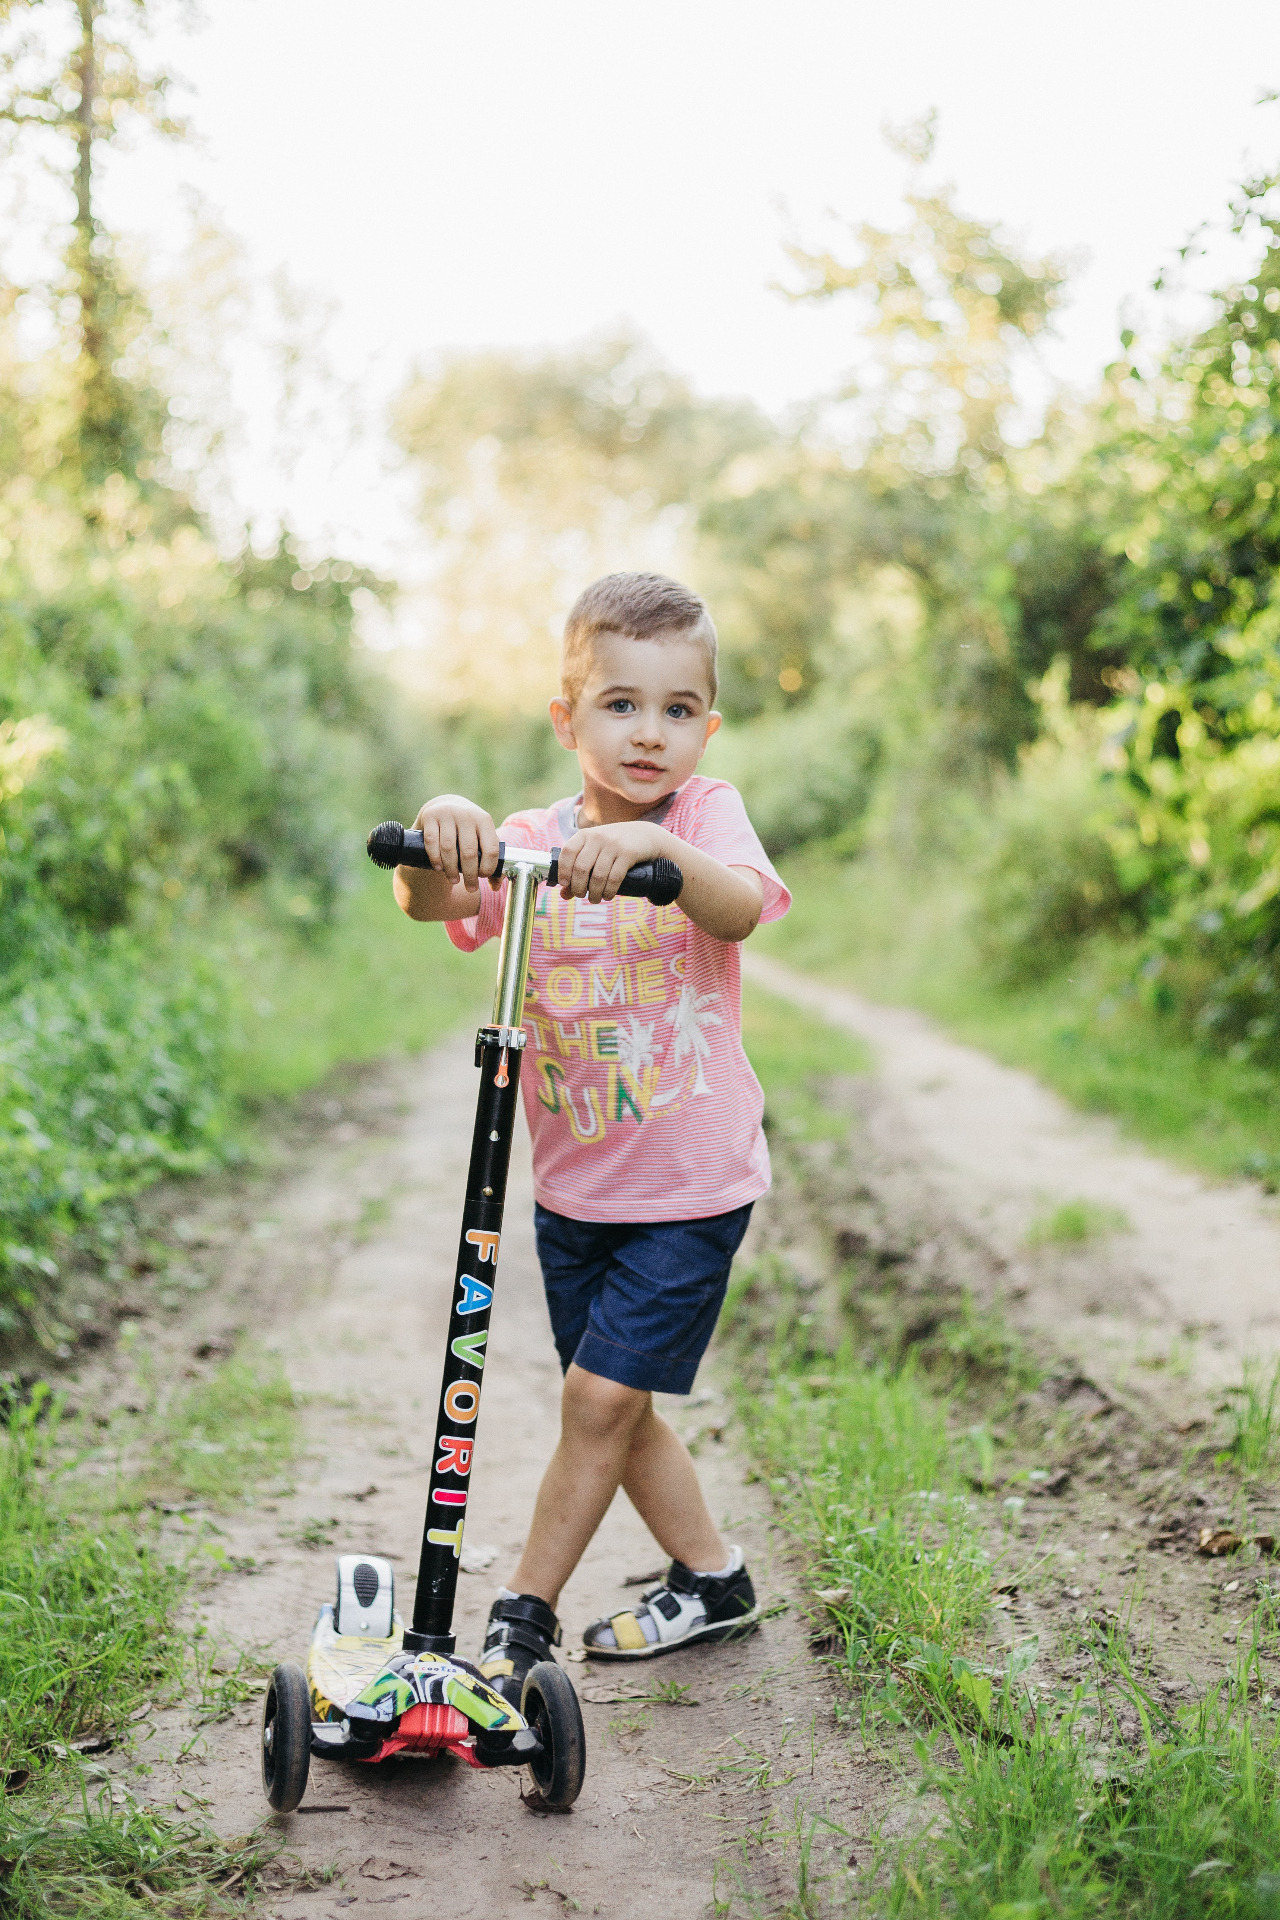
366, 822, 684, 909
366, 822, 684, 1653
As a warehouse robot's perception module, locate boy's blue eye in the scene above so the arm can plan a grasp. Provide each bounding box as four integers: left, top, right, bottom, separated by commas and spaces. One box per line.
667, 704, 690, 719
608, 699, 634, 714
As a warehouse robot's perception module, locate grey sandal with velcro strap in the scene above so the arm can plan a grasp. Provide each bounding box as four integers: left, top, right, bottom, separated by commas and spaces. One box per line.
582, 1548, 760, 1660
478, 1592, 562, 1709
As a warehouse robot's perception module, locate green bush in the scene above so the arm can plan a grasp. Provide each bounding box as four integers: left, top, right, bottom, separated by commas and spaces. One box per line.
0, 933, 224, 1328
705, 701, 881, 856
969, 691, 1140, 984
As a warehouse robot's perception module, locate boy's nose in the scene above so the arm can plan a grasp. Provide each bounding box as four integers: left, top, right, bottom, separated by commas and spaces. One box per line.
631, 710, 665, 745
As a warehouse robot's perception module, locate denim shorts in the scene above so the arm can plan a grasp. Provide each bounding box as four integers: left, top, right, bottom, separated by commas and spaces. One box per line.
533, 1203, 754, 1396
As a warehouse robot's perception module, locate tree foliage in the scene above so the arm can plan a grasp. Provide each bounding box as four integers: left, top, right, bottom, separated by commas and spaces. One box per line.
0, 1, 414, 1331
393, 333, 769, 711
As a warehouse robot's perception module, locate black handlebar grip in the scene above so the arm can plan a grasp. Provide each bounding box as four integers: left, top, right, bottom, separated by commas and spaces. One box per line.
616, 857, 683, 906
367, 823, 683, 906
367, 821, 433, 869
545, 851, 683, 907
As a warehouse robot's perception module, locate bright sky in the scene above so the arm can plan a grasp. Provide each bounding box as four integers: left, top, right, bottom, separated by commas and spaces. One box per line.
94, 0, 1280, 565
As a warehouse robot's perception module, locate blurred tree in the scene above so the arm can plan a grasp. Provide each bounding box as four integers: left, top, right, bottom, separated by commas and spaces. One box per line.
392, 333, 770, 711
701, 124, 1122, 763
0, 0, 189, 493
784, 113, 1068, 487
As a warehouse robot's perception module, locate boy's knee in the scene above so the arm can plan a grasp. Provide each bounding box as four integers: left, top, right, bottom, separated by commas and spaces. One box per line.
563, 1364, 649, 1443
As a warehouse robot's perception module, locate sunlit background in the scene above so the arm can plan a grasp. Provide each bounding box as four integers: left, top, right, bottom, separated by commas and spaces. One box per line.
4, 0, 1280, 1354
55, 0, 1280, 562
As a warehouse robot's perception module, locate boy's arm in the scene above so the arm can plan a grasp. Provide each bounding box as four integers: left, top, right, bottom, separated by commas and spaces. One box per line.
555, 822, 763, 942
392, 794, 503, 924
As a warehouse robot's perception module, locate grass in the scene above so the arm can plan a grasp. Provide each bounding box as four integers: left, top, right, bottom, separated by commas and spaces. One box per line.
0, 1347, 299, 1913
729, 1263, 1280, 1919
1025, 1199, 1132, 1248
0, 1387, 186, 1779
741, 977, 871, 1137
221, 866, 485, 1104
755, 850, 1280, 1186
1217, 1361, 1280, 1477
898, 1667, 1280, 1920
146, 1346, 298, 1505
0, 1793, 273, 1918
726, 985, 1280, 1920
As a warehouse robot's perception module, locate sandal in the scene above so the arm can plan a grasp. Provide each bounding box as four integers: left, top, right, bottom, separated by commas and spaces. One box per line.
582, 1548, 759, 1660
478, 1592, 562, 1709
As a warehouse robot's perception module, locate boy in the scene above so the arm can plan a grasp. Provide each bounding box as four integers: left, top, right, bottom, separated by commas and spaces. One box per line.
393, 571, 790, 1706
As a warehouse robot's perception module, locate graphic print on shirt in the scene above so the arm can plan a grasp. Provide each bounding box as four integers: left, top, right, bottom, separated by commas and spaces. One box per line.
443, 776, 792, 1219
522, 888, 722, 1138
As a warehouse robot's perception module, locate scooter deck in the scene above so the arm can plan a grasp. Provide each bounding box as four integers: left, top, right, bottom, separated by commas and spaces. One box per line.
306, 1605, 525, 1764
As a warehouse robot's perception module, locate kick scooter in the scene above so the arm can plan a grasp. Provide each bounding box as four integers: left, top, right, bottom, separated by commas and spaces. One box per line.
259, 823, 683, 1815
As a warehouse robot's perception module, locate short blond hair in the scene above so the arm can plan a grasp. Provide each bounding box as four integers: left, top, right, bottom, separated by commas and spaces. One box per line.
561, 572, 718, 707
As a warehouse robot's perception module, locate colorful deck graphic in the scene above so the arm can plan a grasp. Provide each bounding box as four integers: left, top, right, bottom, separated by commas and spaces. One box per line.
307, 1606, 523, 1734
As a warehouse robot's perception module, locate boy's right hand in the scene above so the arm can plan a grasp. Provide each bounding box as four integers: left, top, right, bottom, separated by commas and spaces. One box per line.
411, 795, 502, 889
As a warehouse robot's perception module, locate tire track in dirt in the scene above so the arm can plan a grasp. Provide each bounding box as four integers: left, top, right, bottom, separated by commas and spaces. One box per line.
104, 1034, 877, 1920
746, 953, 1280, 1405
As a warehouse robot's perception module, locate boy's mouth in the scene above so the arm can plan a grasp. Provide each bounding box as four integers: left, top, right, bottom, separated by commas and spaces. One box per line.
622, 759, 665, 780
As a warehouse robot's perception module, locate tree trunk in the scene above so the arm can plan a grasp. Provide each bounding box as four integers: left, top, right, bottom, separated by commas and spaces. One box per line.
74, 0, 100, 374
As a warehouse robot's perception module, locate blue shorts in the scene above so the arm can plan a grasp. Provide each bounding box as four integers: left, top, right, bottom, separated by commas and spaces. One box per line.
533, 1203, 754, 1396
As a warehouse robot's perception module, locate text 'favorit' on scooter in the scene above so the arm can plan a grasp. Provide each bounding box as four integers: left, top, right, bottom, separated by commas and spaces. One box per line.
258, 823, 684, 1815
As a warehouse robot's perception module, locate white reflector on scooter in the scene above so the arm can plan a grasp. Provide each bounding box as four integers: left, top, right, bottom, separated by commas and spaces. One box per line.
334, 1554, 395, 1638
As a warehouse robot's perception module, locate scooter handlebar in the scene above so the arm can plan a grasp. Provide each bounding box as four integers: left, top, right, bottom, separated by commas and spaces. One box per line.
366, 822, 683, 907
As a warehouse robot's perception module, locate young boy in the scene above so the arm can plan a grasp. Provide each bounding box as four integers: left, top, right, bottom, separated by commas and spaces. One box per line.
392, 571, 790, 1706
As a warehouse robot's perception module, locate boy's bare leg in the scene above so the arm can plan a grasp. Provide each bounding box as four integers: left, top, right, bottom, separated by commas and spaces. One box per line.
511, 1363, 727, 1609
619, 1402, 726, 1571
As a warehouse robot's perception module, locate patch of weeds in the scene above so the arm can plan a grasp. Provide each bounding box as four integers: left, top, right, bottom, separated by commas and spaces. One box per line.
287, 1514, 339, 1550
0, 1386, 186, 1777
646, 1678, 698, 1706
353, 1193, 393, 1242
920, 1295, 1044, 1395
150, 1347, 298, 1505
897, 1654, 1280, 1918
1217, 1359, 1280, 1476
606, 1705, 652, 1742
712, 1806, 852, 1918
0, 1784, 277, 1918
1026, 1196, 1132, 1247
0, 1381, 280, 1917
194, 1645, 273, 1724
739, 1355, 993, 1695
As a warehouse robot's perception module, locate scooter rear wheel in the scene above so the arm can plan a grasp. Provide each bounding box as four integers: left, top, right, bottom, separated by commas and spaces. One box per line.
262, 1662, 311, 1812
521, 1661, 586, 1809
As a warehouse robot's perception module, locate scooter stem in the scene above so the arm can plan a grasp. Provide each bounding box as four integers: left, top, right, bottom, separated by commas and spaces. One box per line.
403, 847, 554, 1653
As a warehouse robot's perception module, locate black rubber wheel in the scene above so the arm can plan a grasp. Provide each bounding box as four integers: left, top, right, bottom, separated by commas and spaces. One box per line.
262, 1662, 311, 1812
521, 1661, 586, 1810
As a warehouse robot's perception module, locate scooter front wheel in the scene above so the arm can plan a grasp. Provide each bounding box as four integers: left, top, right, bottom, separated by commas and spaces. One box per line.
521, 1661, 586, 1809
262, 1662, 311, 1811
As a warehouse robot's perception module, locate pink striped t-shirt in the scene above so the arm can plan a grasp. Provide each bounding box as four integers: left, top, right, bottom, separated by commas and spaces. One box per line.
445, 776, 791, 1223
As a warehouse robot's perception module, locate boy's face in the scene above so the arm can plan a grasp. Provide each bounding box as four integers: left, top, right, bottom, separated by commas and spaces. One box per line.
549, 630, 720, 815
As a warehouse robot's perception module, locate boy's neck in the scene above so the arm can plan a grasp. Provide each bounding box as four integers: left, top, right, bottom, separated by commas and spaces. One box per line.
575, 773, 682, 828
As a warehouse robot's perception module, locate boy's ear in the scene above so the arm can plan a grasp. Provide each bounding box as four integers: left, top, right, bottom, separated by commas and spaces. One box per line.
700, 711, 723, 753
549, 697, 578, 750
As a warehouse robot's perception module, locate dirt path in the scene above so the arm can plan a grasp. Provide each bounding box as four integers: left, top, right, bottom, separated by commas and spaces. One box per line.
103, 1034, 872, 1920
746, 954, 1280, 1405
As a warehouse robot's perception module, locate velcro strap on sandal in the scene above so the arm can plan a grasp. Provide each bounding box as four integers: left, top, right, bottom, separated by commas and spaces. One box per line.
483, 1619, 557, 1662
642, 1587, 707, 1645
488, 1593, 561, 1645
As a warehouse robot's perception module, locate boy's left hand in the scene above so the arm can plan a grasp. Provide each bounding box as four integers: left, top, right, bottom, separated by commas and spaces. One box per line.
557, 821, 669, 904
